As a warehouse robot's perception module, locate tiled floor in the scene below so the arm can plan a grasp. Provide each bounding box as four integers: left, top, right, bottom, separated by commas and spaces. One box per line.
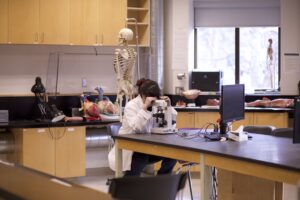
67, 147, 201, 200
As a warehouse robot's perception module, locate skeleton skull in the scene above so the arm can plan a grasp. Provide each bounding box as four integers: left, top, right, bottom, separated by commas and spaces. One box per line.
118, 28, 133, 41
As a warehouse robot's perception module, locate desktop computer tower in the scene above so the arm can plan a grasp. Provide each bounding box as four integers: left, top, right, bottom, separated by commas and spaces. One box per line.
191, 71, 222, 92
293, 97, 300, 143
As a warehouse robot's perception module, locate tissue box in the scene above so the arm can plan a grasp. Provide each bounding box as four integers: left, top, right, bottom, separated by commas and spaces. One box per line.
228, 131, 248, 142
0, 110, 9, 123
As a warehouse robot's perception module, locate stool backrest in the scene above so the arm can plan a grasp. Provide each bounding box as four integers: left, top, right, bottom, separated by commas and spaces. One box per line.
107, 122, 122, 137
272, 128, 293, 138
243, 125, 275, 135
109, 173, 187, 200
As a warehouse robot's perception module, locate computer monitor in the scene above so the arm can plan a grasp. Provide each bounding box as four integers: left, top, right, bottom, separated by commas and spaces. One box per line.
191, 71, 222, 92
219, 84, 245, 135
293, 97, 300, 143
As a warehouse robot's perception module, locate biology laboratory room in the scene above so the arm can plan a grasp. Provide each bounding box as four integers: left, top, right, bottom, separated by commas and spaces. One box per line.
0, 0, 299, 200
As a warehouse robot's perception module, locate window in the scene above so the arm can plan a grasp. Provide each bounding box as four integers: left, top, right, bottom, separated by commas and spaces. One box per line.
195, 27, 279, 93
196, 28, 235, 85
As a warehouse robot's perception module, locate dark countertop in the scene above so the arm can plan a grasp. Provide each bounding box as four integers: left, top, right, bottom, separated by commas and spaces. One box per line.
0, 120, 114, 129
175, 106, 293, 113
115, 133, 300, 173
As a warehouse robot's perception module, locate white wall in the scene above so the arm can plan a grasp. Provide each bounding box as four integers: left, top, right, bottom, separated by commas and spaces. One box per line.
0, 45, 118, 95
164, 0, 194, 94
280, 0, 300, 95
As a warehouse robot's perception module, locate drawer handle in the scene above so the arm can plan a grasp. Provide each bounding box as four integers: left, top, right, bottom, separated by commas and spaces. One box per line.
37, 129, 46, 133
67, 127, 75, 132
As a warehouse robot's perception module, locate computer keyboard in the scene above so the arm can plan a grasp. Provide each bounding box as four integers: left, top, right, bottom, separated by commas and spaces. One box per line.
204, 133, 221, 141
204, 132, 229, 141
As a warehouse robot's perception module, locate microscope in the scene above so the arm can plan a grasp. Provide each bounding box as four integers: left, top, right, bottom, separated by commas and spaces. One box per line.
150, 100, 178, 134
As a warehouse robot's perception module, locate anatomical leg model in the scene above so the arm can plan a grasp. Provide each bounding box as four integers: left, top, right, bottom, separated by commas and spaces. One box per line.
113, 28, 137, 121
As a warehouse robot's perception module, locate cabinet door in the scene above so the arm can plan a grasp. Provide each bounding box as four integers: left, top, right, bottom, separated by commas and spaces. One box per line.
253, 112, 288, 128
232, 112, 254, 130
100, 0, 126, 45
232, 172, 276, 200
70, 0, 99, 45
22, 128, 56, 175
8, 0, 39, 44
39, 0, 70, 44
176, 112, 195, 128
0, 0, 8, 43
55, 127, 86, 178
194, 112, 219, 129
218, 170, 277, 200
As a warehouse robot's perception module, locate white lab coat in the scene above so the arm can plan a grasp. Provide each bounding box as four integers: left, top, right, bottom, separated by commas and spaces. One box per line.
108, 95, 177, 171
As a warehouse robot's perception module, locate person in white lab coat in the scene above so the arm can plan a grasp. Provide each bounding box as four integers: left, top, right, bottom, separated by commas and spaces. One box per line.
108, 78, 177, 176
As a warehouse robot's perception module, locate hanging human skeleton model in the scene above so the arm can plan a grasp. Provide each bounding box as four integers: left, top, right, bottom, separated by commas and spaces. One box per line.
113, 28, 137, 121
267, 38, 274, 89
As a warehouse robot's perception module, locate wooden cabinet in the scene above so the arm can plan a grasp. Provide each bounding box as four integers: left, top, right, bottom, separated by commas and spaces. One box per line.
232, 112, 254, 130
8, 0, 70, 45
55, 126, 86, 177
70, 0, 126, 46
39, 0, 70, 44
253, 112, 288, 128
176, 112, 195, 128
70, 0, 99, 45
12, 128, 55, 175
8, 0, 39, 44
218, 170, 278, 200
96, 0, 126, 46
177, 111, 289, 130
100, 0, 126, 45
10, 126, 86, 178
0, 0, 8, 43
6, 0, 131, 46
194, 112, 220, 128
127, 0, 150, 46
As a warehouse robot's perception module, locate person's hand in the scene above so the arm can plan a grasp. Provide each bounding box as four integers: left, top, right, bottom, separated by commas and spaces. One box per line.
142, 97, 157, 111
160, 96, 171, 106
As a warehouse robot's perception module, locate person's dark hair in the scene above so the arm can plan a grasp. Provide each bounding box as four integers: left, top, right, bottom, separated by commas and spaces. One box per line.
136, 78, 161, 98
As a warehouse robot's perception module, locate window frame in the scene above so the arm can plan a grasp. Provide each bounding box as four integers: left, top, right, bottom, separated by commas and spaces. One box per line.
194, 27, 281, 92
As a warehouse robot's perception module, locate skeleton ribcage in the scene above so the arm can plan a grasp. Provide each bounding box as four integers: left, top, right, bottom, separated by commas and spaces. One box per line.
113, 47, 136, 81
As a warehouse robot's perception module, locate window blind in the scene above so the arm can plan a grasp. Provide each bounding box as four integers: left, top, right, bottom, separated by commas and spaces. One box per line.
194, 0, 280, 27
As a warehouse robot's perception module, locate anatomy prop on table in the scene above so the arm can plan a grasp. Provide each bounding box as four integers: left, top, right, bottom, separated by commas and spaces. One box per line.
113, 28, 137, 121
78, 89, 119, 122
206, 97, 294, 108
95, 86, 118, 116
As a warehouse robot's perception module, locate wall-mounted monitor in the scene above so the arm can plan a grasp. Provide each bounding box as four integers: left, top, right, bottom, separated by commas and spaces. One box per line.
191, 71, 222, 92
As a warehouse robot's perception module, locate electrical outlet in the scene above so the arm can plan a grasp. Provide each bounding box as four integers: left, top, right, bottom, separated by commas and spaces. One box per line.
82, 78, 87, 87
175, 87, 184, 95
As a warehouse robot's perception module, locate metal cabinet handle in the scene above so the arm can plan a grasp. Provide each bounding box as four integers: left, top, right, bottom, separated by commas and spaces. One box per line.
41, 32, 45, 43
34, 32, 38, 43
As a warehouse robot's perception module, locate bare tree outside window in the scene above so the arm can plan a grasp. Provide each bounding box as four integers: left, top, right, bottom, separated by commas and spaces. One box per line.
195, 27, 279, 93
